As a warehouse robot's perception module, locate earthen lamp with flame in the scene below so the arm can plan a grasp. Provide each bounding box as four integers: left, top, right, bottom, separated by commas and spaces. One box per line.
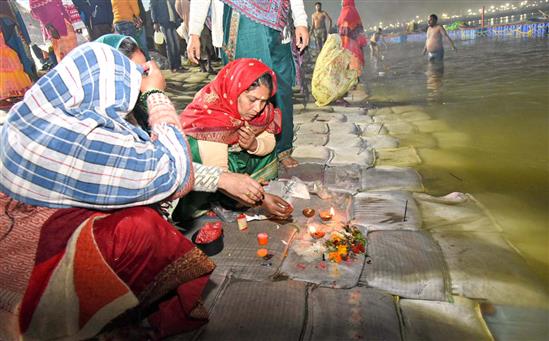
308, 225, 326, 239
319, 207, 335, 221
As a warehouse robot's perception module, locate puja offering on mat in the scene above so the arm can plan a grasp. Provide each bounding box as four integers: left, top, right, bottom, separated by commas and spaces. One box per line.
237, 213, 248, 231
324, 225, 366, 264
319, 207, 335, 221
257, 232, 269, 245
302, 207, 316, 218
257, 248, 268, 257
308, 225, 326, 239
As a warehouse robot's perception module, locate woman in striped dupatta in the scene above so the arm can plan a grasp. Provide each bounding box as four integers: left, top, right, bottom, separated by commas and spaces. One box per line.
0, 43, 264, 339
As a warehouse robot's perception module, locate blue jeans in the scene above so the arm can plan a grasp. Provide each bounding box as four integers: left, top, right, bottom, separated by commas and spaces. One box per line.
160, 25, 181, 70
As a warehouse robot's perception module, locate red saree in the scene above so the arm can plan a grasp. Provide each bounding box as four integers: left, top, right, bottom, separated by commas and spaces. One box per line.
0, 194, 215, 339
338, 0, 368, 67
179, 58, 281, 145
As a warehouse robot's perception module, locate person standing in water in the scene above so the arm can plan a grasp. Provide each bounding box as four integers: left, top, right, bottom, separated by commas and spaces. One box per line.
311, 2, 332, 51
423, 14, 456, 62
369, 27, 386, 63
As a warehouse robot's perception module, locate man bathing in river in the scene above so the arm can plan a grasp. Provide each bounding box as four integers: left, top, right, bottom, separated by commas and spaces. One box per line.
423, 14, 456, 62
311, 2, 332, 50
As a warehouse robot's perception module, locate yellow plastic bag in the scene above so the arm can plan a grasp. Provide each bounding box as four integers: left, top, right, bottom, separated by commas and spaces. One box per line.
311, 34, 359, 107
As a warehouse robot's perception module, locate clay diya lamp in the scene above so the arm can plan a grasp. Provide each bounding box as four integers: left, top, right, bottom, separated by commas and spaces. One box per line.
256, 248, 268, 257
308, 225, 326, 239
302, 207, 316, 218
319, 207, 335, 221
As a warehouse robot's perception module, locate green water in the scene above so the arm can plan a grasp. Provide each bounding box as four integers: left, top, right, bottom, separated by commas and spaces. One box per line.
366, 38, 549, 282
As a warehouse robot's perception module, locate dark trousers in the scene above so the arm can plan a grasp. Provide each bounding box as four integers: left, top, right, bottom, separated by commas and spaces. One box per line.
160, 25, 181, 70
90, 23, 113, 41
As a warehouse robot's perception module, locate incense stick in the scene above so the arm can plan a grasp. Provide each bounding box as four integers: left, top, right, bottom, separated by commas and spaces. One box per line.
403, 200, 408, 222
377, 122, 385, 135
449, 172, 463, 181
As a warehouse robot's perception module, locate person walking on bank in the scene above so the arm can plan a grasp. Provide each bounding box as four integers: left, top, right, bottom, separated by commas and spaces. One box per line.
186, 0, 309, 169
111, 0, 148, 57
72, 0, 114, 40
338, 0, 367, 74
311, 2, 332, 51
150, 0, 182, 72
30, 0, 77, 62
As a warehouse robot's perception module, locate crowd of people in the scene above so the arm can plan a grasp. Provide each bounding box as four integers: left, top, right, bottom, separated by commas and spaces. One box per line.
0, 0, 458, 339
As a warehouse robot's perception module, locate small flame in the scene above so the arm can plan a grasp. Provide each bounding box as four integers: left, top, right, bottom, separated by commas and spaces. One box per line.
308, 225, 317, 234
329, 207, 335, 216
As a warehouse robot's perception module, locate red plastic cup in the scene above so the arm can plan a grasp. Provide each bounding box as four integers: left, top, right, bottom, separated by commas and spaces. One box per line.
257, 233, 268, 245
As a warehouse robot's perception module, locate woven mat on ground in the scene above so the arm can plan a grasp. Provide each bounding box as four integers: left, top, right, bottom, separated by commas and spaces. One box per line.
400, 296, 493, 341
304, 287, 401, 341
433, 231, 549, 307
413, 192, 501, 232
293, 132, 329, 146
328, 147, 375, 167
278, 163, 325, 183
293, 112, 320, 124
343, 113, 372, 124
331, 106, 367, 114
196, 280, 307, 341
363, 135, 400, 149
314, 112, 347, 123
358, 122, 388, 137
325, 133, 364, 149
351, 191, 421, 231
327, 122, 359, 135
206, 220, 297, 281
362, 166, 424, 192
375, 146, 422, 167
360, 230, 450, 301
481, 304, 549, 341
324, 165, 363, 194
292, 146, 332, 164
295, 122, 329, 134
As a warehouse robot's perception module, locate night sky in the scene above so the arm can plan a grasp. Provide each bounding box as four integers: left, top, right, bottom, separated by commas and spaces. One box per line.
303, 0, 522, 27
16, 0, 521, 28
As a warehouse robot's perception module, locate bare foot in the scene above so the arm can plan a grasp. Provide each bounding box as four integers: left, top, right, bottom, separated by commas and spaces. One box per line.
280, 157, 299, 168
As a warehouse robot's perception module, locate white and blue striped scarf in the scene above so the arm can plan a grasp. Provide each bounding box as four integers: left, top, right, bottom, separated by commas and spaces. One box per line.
0, 43, 193, 209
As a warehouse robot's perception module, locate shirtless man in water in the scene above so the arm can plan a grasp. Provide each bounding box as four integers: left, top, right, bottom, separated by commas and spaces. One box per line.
311, 2, 332, 50
370, 27, 386, 62
423, 14, 456, 62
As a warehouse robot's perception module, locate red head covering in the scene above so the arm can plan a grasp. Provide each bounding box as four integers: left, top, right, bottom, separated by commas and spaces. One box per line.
338, 0, 367, 66
180, 58, 282, 145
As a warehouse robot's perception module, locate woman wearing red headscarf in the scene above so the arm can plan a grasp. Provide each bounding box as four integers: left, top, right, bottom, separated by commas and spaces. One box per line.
338, 0, 368, 72
174, 58, 293, 222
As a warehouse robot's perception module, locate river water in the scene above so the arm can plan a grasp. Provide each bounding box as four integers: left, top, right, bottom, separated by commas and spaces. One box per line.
364, 37, 549, 283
